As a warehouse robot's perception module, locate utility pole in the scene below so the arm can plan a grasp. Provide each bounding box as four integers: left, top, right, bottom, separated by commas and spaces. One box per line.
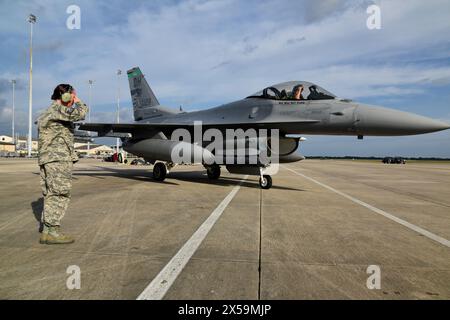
116, 70, 121, 156
87, 79, 94, 152
27, 14, 36, 157
11, 80, 16, 144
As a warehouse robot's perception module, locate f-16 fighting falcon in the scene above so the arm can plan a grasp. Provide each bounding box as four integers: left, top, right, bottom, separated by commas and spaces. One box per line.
78, 67, 450, 189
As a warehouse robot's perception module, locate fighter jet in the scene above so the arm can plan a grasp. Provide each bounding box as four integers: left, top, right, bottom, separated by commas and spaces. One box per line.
78, 67, 450, 189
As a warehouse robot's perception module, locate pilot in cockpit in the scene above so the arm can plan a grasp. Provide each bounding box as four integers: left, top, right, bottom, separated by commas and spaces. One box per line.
291, 84, 304, 100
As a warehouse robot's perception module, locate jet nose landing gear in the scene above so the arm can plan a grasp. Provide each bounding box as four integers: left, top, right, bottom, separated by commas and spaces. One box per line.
258, 166, 274, 189
259, 175, 272, 189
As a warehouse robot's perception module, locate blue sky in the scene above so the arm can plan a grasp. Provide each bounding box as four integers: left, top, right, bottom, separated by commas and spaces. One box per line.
0, 0, 449, 157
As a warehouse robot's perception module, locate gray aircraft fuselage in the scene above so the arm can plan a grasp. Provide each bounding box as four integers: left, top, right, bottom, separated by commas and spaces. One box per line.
137, 97, 449, 137
78, 68, 450, 188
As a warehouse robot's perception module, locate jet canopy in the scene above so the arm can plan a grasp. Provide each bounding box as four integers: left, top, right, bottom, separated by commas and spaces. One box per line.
247, 81, 336, 101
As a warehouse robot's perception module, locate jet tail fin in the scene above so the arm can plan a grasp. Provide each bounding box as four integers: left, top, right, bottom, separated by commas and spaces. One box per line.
127, 67, 179, 121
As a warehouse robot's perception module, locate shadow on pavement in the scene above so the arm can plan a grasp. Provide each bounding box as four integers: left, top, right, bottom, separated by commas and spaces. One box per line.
71, 165, 305, 191
31, 197, 44, 233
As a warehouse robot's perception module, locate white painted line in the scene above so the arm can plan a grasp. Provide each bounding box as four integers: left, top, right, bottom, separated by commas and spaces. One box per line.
137, 176, 248, 300
285, 166, 450, 248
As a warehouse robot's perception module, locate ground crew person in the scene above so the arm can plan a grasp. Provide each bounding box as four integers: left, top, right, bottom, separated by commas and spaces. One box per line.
37, 84, 88, 244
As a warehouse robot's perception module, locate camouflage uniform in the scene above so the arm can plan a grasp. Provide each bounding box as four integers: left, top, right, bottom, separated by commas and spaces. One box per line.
37, 100, 88, 227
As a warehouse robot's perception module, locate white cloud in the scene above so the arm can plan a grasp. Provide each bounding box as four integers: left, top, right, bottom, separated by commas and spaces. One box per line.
293, 64, 450, 99
1, 0, 450, 156
4, 0, 450, 105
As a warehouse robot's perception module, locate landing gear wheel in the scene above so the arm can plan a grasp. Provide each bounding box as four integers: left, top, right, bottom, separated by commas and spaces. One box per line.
206, 164, 221, 180
259, 175, 272, 189
153, 162, 167, 181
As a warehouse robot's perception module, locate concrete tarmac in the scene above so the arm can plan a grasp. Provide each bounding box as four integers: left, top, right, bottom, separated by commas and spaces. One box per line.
0, 158, 449, 299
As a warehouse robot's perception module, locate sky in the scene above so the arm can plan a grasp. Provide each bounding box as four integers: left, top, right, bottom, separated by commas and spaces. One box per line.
0, 0, 449, 157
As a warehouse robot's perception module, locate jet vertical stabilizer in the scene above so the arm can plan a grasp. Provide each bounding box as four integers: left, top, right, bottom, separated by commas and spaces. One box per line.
127, 67, 180, 121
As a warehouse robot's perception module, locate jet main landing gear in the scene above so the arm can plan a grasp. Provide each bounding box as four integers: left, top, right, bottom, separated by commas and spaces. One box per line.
206, 164, 221, 180
152, 162, 175, 182
152, 162, 167, 181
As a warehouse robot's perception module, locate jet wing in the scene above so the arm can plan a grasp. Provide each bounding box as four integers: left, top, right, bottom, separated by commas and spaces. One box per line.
77, 119, 320, 137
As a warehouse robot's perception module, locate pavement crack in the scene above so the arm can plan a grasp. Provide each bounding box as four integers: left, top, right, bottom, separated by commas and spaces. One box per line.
258, 188, 263, 300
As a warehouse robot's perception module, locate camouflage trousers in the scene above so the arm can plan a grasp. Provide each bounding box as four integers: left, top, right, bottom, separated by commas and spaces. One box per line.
39, 161, 73, 226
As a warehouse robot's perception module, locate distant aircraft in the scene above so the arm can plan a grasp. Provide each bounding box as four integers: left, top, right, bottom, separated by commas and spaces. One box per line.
78, 67, 449, 189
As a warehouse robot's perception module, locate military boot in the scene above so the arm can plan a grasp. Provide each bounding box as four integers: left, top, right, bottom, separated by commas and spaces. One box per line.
45, 225, 75, 245
39, 224, 49, 244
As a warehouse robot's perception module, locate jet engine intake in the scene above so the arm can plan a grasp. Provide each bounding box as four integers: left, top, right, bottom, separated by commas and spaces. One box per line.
268, 137, 305, 163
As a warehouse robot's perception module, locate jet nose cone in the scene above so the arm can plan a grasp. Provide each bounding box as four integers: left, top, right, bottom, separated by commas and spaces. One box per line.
401, 115, 450, 133
425, 119, 450, 132
356, 105, 450, 136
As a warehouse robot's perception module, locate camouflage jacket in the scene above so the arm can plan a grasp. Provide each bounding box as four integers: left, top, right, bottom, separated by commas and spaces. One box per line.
37, 100, 88, 165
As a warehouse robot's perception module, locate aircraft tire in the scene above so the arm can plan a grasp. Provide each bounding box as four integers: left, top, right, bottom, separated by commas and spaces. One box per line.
259, 175, 272, 189
153, 162, 167, 181
206, 164, 221, 180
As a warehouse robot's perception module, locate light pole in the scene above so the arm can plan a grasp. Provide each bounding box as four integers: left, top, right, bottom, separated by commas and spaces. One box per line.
27, 14, 36, 157
11, 80, 16, 145
87, 79, 94, 152
116, 70, 121, 156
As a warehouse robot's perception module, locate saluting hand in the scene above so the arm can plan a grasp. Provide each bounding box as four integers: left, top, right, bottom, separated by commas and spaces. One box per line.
73, 93, 81, 104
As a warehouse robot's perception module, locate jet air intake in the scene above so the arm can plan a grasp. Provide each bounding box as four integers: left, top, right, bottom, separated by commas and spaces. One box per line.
268, 137, 305, 163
